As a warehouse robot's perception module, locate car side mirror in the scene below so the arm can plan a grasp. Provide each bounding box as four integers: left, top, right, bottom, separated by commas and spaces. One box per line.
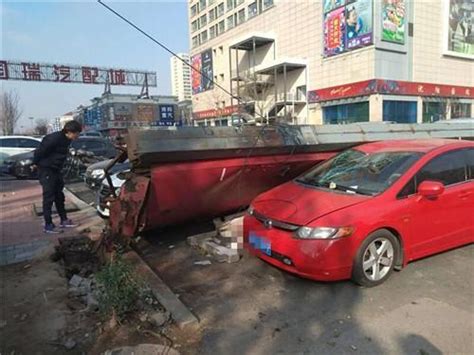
418, 180, 444, 199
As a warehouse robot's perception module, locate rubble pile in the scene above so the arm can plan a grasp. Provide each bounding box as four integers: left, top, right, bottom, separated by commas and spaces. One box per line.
187, 213, 244, 264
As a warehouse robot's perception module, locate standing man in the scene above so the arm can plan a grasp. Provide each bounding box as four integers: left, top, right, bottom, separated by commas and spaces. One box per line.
33, 120, 82, 234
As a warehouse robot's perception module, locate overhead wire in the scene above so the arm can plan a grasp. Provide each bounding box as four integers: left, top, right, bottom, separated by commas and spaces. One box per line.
97, 0, 268, 123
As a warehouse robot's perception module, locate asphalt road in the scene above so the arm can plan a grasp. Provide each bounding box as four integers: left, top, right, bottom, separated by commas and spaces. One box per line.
136, 224, 473, 355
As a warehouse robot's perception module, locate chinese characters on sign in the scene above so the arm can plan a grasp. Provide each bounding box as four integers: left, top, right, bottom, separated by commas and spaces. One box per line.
0, 60, 157, 87
323, 0, 374, 57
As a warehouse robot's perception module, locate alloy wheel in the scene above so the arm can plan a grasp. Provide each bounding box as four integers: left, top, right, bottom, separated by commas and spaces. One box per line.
362, 237, 394, 281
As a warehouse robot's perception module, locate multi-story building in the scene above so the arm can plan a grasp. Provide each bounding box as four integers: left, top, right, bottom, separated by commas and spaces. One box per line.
77, 93, 179, 137
189, 0, 473, 126
170, 53, 193, 102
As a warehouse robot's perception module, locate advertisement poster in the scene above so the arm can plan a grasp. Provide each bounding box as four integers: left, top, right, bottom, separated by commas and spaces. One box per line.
446, 0, 474, 58
381, 0, 406, 44
345, 0, 373, 49
201, 49, 214, 91
191, 53, 202, 94
324, 7, 346, 56
323, 0, 345, 14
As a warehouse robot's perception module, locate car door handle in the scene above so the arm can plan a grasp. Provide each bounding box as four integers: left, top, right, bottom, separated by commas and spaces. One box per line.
459, 191, 472, 199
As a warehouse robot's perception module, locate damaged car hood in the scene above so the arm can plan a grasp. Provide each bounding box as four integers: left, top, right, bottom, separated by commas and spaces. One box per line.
252, 181, 369, 226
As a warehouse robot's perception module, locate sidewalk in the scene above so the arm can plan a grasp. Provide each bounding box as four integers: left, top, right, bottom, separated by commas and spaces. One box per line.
0, 179, 100, 265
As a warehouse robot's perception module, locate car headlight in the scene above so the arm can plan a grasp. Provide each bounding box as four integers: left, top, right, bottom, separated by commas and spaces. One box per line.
91, 169, 105, 179
19, 159, 33, 166
295, 226, 354, 240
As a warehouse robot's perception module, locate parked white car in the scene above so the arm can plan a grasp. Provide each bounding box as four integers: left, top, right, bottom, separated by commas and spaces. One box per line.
96, 170, 128, 218
0, 136, 41, 164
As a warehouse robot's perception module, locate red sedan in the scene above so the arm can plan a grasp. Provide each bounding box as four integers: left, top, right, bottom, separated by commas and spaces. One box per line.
244, 139, 474, 286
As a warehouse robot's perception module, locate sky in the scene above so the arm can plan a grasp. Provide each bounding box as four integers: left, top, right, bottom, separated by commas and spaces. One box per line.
1, 0, 189, 131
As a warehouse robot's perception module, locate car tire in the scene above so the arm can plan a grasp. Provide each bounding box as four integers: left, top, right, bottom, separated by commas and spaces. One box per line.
351, 229, 400, 287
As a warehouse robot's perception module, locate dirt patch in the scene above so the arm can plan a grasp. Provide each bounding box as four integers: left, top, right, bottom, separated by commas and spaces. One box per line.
1, 236, 201, 354
0, 248, 98, 354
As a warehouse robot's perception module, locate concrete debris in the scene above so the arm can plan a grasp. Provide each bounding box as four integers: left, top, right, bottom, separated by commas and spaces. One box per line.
187, 214, 243, 263
68, 274, 83, 288
194, 260, 212, 266
63, 338, 77, 350
104, 344, 180, 355
149, 311, 170, 327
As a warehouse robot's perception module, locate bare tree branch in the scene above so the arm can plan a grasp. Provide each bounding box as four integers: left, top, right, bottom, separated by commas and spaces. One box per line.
35, 118, 49, 136
0, 90, 23, 135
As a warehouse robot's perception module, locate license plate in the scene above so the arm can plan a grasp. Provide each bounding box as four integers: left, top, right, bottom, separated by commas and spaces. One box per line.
249, 233, 271, 256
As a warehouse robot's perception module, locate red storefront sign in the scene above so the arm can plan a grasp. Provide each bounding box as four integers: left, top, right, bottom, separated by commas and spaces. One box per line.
308, 79, 474, 103
193, 106, 239, 120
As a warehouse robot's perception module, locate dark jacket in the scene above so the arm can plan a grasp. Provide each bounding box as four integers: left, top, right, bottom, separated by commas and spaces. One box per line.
33, 131, 71, 171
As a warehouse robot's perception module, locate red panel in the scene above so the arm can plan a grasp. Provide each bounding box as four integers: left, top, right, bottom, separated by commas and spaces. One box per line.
142, 152, 336, 230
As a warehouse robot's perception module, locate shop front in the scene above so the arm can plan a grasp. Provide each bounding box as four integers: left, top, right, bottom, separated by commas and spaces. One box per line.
308, 79, 473, 124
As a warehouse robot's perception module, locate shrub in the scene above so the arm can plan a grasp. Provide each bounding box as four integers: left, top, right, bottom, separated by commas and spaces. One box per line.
95, 257, 141, 320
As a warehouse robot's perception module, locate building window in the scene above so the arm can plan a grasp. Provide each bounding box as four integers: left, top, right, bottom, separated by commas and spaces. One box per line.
201, 30, 208, 43
237, 8, 245, 24
199, 0, 207, 11
218, 20, 225, 33
248, 1, 257, 18
191, 20, 198, 32
423, 102, 447, 122
383, 101, 417, 123
236, 0, 244, 6
263, 0, 274, 10
217, 2, 225, 17
451, 103, 472, 119
323, 102, 369, 124
227, 15, 234, 29
209, 8, 216, 22
191, 4, 198, 17
210, 25, 216, 39
226, 0, 233, 12
192, 36, 199, 48
209, 0, 216, 5
200, 14, 207, 27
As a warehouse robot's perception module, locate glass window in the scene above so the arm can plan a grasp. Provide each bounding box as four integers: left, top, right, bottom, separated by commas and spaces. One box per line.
191, 4, 198, 17
263, 0, 273, 10
217, 3, 225, 17
200, 14, 207, 27
210, 25, 216, 39
248, 1, 258, 18
466, 149, 474, 180
237, 8, 245, 24
423, 102, 447, 123
236, 0, 245, 6
209, 0, 216, 5
417, 150, 467, 186
296, 149, 422, 196
18, 138, 40, 148
209, 8, 215, 22
226, 0, 233, 11
0, 138, 20, 148
383, 101, 417, 124
218, 20, 225, 33
192, 36, 199, 48
199, 0, 207, 11
323, 102, 369, 124
227, 15, 234, 29
201, 30, 208, 43
451, 103, 472, 119
191, 20, 198, 32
